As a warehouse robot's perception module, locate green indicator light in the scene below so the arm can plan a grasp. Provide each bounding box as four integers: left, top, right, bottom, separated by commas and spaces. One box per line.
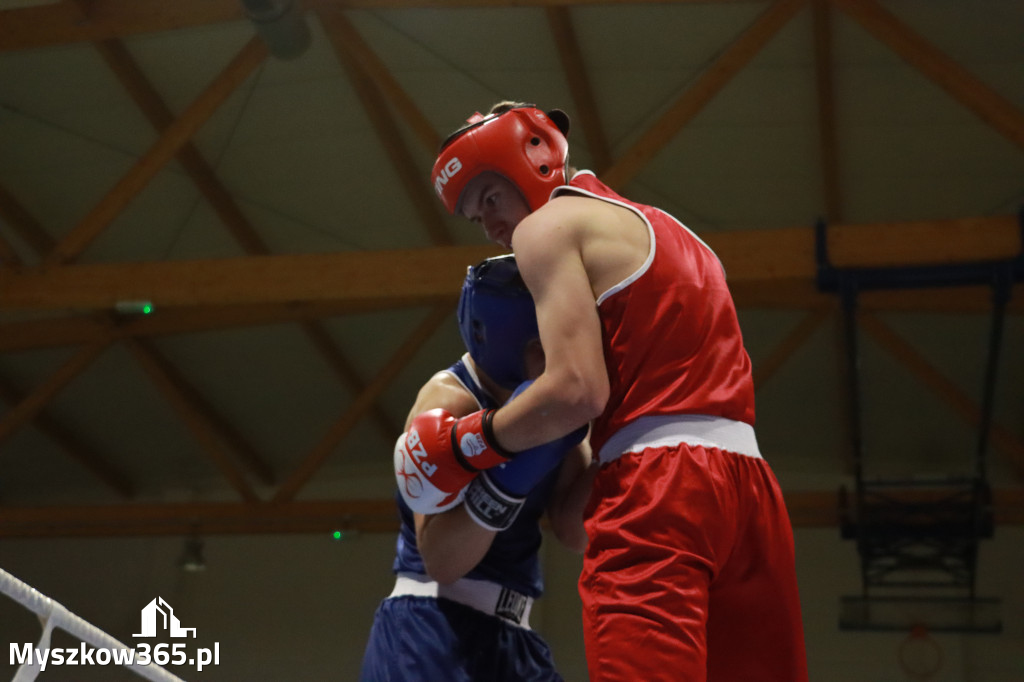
114, 300, 155, 316
332, 530, 343, 540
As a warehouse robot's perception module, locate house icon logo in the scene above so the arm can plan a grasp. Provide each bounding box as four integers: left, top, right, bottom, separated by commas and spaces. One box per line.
133, 597, 197, 638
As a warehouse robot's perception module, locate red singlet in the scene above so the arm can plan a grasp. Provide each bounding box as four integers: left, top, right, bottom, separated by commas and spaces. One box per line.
553, 172, 808, 682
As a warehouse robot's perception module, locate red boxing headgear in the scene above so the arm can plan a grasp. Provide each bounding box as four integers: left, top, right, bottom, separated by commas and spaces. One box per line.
431, 105, 569, 214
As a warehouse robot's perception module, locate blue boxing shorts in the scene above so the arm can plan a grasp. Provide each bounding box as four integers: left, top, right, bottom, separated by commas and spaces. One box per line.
359, 591, 563, 682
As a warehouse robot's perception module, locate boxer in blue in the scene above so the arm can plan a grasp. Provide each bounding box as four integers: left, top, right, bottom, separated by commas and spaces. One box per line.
361, 255, 593, 682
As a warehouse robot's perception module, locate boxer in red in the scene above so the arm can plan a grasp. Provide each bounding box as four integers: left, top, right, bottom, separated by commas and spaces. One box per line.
405, 102, 807, 682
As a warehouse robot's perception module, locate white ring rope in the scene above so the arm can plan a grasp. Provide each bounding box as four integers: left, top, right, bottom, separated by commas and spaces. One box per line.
1, 567, 186, 682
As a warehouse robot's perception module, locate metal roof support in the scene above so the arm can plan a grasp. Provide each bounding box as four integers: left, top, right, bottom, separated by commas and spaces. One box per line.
815, 213, 1024, 632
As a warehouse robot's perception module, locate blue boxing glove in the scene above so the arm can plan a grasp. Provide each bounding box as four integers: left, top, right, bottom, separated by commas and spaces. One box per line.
464, 381, 588, 531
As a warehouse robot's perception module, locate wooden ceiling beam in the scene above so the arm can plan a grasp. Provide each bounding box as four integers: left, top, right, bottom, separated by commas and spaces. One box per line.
2, 217, 1020, 313
94, 37, 284, 491
0, 174, 45, 269
319, 8, 452, 246
752, 304, 834, 391
2, 138, 277, 496
44, 36, 268, 265
546, 6, 612, 173
859, 313, 1024, 480
1, 175, 270, 502
0, 374, 134, 498
0, 299, 447, 354
1, 488, 1022, 537
0, 244, 500, 311
786, 487, 1024, 528
0, 283, 1017, 357
316, 8, 456, 440
94, 31, 402, 449
0, 1, 761, 53
831, 0, 1024, 151
0, 0, 244, 53
299, 321, 403, 439
602, 0, 806, 189
0, 183, 57, 260
92, 38, 272, 255
0, 180, 149, 493
317, 8, 439, 154
0, 231, 20, 267
0, 340, 110, 449
124, 337, 273, 497
273, 304, 452, 502
0, 499, 399, 538
811, 0, 842, 222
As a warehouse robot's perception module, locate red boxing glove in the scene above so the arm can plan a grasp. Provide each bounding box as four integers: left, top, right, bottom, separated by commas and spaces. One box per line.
394, 408, 513, 515
450, 408, 513, 471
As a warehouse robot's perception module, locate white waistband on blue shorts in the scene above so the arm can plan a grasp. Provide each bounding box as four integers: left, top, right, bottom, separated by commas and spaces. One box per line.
599, 414, 762, 465
389, 572, 534, 629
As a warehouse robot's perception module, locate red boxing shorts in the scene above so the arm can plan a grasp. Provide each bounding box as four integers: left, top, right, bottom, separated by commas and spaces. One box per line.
579, 442, 808, 682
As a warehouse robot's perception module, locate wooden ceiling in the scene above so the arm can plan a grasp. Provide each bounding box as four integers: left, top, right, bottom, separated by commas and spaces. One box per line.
0, 0, 1022, 536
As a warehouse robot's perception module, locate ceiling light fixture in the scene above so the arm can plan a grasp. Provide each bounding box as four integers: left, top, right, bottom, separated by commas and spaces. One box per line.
178, 535, 207, 573
241, 0, 311, 60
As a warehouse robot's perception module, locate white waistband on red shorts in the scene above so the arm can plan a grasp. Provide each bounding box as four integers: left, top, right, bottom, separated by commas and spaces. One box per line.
389, 572, 534, 629
599, 414, 762, 465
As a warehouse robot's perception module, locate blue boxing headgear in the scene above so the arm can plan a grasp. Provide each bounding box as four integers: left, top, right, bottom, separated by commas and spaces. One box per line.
458, 255, 540, 390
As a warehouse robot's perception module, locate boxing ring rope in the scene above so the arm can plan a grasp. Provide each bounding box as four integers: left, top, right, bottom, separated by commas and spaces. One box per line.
0, 567, 185, 682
